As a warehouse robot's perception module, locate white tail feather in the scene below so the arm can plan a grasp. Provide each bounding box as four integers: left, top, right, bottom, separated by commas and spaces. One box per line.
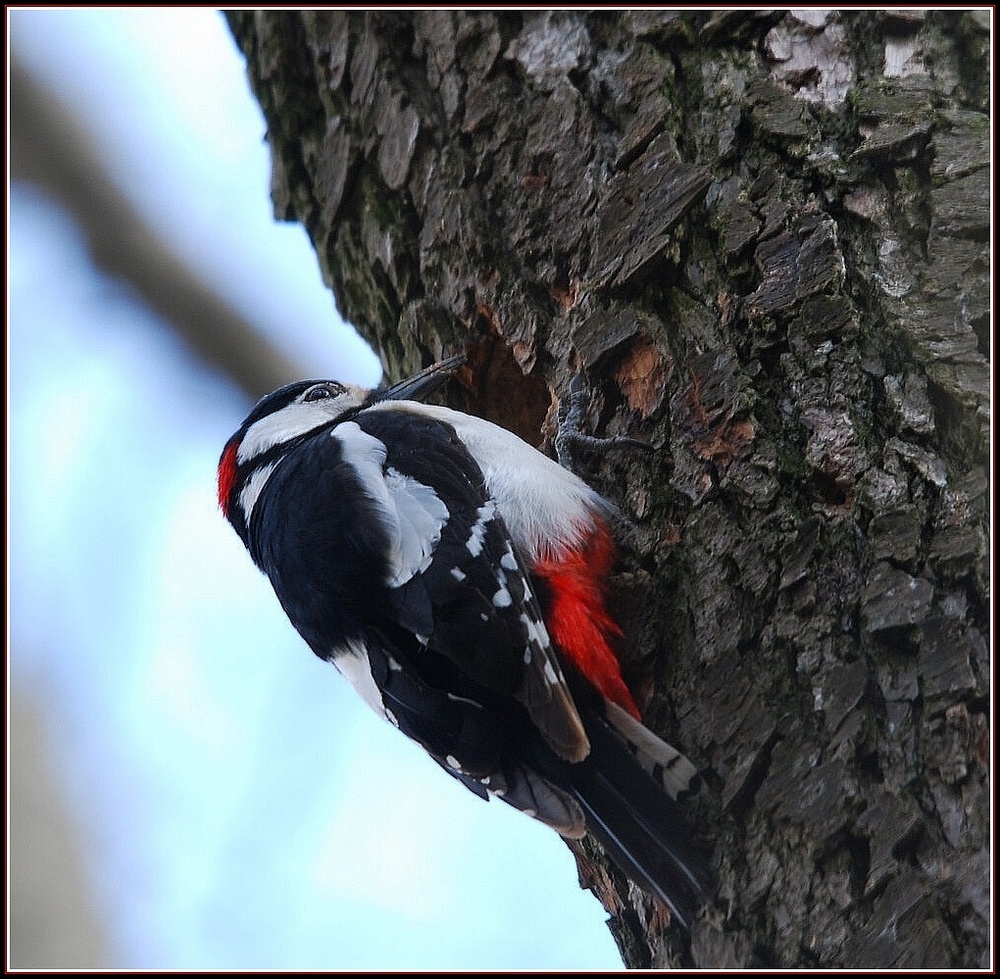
604, 701, 700, 801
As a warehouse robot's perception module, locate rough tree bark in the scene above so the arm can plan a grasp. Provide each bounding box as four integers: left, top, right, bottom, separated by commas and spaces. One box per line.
226, 10, 990, 969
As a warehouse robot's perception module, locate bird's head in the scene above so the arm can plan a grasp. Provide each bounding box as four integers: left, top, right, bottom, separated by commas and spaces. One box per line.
217, 354, 465, 540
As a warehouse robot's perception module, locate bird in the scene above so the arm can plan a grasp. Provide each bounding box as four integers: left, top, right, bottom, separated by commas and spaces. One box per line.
217, 353, 709, 928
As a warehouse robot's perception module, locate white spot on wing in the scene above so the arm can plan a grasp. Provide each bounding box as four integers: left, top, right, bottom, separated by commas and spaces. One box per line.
446, 691, 482, 707
466, 501, 496, 557
519, 611, 549, 654
492, 587, 512, 608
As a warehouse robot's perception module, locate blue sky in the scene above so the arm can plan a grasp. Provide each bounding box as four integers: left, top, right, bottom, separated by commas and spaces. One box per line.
8, 9, 624, 970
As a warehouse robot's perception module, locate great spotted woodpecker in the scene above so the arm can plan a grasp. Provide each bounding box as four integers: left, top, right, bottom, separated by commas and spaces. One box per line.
218, 355, 708, 928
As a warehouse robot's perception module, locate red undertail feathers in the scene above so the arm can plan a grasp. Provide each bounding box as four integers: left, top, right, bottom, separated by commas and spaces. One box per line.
533, 517, 641, 720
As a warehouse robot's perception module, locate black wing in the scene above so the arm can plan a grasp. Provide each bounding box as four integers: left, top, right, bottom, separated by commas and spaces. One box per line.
354, 407, 589, 765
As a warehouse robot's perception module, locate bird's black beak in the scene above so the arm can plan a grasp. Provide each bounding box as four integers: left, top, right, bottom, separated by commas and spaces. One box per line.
374, 353, 466, 403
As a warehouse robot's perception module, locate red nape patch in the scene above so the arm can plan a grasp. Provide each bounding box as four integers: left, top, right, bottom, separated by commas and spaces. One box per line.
534, 519, 641, 720
217, 441, 239, 517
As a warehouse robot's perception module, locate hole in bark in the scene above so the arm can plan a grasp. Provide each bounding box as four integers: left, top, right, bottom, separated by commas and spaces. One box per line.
807, 471, 849, 506
458, 336, 551, 448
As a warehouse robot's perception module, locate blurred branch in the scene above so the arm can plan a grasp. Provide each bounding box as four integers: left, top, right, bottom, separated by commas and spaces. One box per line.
9, 688, 116, 968
9, 54, 305, 400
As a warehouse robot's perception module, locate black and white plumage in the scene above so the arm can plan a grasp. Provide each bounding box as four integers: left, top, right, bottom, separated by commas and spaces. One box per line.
218, 355, 709, 928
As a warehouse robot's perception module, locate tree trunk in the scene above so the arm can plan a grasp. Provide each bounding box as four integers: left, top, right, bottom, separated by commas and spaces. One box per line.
226, 10, 990, 969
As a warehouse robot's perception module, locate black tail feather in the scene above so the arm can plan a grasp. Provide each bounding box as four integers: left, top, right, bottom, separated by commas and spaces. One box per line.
569, 710, 711, 930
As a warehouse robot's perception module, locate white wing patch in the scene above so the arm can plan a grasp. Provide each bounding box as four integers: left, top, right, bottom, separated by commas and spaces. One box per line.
335, 421, 449, 589
383, 467, 450, 587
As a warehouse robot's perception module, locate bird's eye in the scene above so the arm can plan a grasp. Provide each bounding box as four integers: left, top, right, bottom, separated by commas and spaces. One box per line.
303, 384, 340, 403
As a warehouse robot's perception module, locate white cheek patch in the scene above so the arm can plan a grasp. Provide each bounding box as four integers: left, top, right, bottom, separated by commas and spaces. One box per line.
238, 398, 352, 464
238, 460, 279, 525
